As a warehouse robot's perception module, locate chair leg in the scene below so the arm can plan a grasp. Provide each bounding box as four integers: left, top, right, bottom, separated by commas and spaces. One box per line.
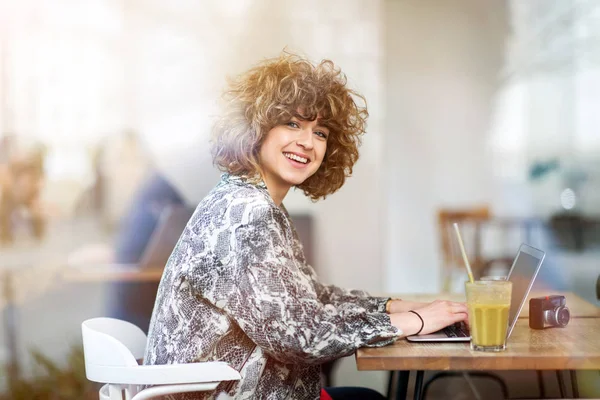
109, 384, 125, 400
99, 384, 110, 400
556, 370, 566, 398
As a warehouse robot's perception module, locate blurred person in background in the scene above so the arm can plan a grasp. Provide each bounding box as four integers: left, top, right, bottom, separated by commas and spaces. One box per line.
112, 133, 218, 265
0, 141, 46, 245
106, 129, 219, 332
144, 53, 468, 400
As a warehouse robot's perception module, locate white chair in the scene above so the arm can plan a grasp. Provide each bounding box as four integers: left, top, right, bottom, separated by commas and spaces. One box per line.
82, 317, 241, 400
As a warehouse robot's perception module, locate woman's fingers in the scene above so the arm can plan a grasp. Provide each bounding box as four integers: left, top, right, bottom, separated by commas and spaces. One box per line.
433, 300, 467, 314
449, 303, 468, 314
408, 300, 471, 335
451, 312, 469, 324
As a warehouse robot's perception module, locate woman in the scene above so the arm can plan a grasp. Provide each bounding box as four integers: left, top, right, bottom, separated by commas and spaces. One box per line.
144, 53, 468, 399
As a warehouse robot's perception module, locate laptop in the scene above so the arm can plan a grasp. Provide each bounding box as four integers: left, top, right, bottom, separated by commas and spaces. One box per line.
407, 243, 546, 342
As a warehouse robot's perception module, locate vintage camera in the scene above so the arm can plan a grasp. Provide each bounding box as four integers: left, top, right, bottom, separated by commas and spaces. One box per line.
529, 295, 570, 329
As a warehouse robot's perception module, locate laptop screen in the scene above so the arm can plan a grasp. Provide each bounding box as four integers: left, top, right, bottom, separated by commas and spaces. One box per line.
506, 244, 545, 336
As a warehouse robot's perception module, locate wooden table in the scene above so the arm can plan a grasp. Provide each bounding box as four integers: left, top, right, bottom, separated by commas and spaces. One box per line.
357, 292, 600, 399
358, 318, 600, 371
61, 265, 165, 283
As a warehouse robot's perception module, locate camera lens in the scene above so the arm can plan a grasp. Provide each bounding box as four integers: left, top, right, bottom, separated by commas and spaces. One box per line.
555, 306, 570, 327
544, 306, 571, 327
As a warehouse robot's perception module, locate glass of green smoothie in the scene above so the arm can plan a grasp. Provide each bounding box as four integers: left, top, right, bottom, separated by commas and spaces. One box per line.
465, 280, 512, 352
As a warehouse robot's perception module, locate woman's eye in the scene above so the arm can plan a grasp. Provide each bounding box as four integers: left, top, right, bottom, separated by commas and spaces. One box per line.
314, 131, 328, 139
287, 121, 299, 128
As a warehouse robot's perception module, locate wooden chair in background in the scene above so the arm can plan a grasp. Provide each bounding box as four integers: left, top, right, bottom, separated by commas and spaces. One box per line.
438, 206, 491, 292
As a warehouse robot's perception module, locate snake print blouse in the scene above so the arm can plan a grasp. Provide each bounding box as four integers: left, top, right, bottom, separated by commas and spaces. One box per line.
144, 174, 401, 399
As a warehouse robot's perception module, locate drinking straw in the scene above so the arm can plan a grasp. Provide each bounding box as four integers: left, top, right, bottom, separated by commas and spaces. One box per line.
453, 222, 475, 283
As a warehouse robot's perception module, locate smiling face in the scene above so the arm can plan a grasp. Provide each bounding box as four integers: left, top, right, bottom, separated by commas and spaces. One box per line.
258, 115, 329, 205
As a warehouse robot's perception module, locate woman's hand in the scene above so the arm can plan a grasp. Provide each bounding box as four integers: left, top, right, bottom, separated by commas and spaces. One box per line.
386, 299, 430, 314
388, 300, 468, 337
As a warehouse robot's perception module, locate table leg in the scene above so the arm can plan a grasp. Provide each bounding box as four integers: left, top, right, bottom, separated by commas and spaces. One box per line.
570, 370, 579, 398
413, 370, 424, 400
386, 371, 395, 399
556, 370, 566, 398
537, 370, 545, 398
395, 371, 410, 400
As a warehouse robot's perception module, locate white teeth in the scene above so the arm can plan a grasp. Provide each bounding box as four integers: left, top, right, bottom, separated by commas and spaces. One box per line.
284, 153, 308, 164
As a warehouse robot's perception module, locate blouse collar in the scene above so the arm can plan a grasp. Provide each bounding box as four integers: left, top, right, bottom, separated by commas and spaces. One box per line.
221, 173, 291, 211
221, 173, 268, 191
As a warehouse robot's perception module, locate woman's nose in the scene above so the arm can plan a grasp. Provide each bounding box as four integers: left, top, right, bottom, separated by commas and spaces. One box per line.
296, 129, 314, 149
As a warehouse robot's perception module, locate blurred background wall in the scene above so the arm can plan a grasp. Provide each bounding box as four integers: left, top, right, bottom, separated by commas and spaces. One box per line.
384, 0, 508, 293
0, 0, 599, 396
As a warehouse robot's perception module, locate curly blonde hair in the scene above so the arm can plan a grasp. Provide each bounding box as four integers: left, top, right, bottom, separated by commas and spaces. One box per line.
211, 52, 368, 200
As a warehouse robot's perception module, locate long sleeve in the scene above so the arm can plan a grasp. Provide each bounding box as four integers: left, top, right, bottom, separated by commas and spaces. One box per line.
187, 202, 400, 365
312, 280, 390, 314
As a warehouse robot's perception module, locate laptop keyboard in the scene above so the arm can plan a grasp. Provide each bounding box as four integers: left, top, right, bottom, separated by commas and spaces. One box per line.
442, 322, 470, 338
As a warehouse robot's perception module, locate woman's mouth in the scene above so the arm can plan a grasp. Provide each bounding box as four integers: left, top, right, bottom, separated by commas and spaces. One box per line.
283, 152, 309, 165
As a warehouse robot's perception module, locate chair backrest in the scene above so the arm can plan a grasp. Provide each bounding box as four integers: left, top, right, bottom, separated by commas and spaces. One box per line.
82, 317, 147, 370
437, 206, 491, 285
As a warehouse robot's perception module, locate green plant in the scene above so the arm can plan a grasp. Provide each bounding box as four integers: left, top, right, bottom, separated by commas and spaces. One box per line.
0, 345, 98, 400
